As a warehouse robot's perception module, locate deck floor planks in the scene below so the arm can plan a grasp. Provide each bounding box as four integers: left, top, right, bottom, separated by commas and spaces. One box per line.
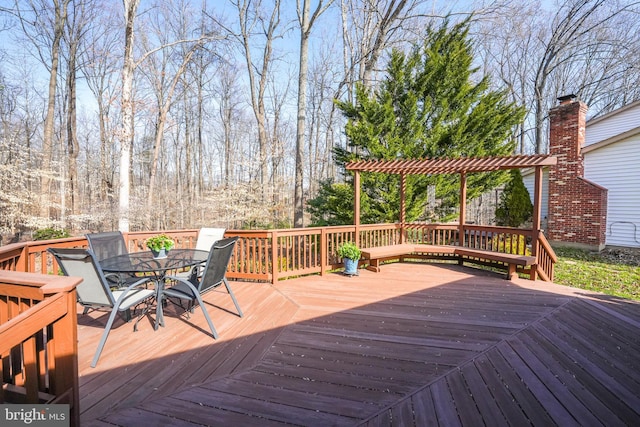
201, 376, 367, 420
78, 305, 235, 418
532, 318, 640, 417
389, 396, 414, 426
429, 379, 463, 426
298, 309, 518, 342
78, 281, 282, 420
495, 340, 578, 426
539, 309, 640, 395
76, 263, 640, 426
515, 327, 627, 426
167, 385, 355, 426
482, 344, 557, 426
458, 362, 510, 427
230, 368, 393, 411
506, 332, 602, 426
409, 388, 439, 427
273, 326, 475, 367
249, 362, 402, 406
524, 325, 639, 426
137, 396, 291, 426
468, 354, 531, 426
444, 371, 482, 426
149, 287, 298, 395
561, 300, 640, 369
264, 341, 447, 383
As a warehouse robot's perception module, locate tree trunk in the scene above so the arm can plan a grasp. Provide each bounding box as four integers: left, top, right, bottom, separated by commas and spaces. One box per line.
294, 0, 333, 227
119, 0, 140, 232
66, 44, 79, 216
40, 0, 69, 218
294, 1, 311, 228
146, 47, 198, 211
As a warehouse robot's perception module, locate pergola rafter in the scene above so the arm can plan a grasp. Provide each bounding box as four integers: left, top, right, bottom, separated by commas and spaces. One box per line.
346, 154, 556, 175
345, 154, 557, 279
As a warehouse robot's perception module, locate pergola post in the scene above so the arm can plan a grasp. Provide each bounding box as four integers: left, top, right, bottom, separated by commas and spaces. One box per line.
530, 166, 543, 280
354, 171, 361, 247
399, 173, 406, 244
459, 172, 467, 247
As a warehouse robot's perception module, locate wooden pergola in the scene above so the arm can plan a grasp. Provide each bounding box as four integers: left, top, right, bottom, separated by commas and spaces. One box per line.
345, 154, 557, 254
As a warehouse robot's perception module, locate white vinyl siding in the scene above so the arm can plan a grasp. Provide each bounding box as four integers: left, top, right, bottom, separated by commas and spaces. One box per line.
585, 135, 640, 248
522, 169, 549, 227
586, 102, 640, 147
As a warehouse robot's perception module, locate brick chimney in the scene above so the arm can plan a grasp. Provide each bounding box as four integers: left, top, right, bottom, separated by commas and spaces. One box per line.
547, 95, 608, 251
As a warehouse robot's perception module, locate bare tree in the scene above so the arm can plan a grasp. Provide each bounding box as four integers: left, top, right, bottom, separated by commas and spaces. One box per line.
475, 0, 640, 154
231, 0, 284, 203
80, 2, 121, 218
14, 0, 71, 218
293, 0, 334, 228
214, 61, 242, 188
61, 0, 94, 217
139, 2, 207, 214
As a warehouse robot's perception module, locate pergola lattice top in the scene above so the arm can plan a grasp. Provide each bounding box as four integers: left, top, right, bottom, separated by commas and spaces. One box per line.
345, 154, 556, 175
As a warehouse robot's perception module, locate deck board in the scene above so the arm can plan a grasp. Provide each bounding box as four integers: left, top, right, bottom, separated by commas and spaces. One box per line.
77, 263, 640, 426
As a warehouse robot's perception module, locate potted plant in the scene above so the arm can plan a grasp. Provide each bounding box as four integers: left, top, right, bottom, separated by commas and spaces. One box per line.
146, 234, 175, 259
337, 241, 361, 276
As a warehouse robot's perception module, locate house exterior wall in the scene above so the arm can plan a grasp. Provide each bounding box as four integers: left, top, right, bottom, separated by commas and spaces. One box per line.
585, 101, 640, 146
585, 135, 640, 248
523, 99, 639, 250
547, 99, 608, 251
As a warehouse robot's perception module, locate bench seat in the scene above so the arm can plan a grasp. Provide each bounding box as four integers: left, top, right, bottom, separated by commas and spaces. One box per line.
361, 244, 457, 273
361, 244, 536, 280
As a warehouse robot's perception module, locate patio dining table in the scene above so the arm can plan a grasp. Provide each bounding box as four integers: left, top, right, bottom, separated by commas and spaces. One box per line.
100, 248, 208, 330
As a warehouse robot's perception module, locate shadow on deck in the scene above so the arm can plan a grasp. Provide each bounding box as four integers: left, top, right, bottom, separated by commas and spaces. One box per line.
77, 262, 640, 426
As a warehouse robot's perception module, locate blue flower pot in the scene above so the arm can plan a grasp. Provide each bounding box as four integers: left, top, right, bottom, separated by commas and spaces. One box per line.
343, 258, 359, 276
151, 248, 168, 259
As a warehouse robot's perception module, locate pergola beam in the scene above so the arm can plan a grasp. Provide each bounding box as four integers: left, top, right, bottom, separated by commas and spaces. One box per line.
346, 154, 556, 175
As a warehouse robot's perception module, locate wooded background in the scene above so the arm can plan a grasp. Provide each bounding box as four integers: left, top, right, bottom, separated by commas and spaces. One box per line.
0, 0, 638, 238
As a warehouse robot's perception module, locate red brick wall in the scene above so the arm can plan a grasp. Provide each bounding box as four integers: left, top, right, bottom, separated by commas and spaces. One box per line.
547, 99, 608, 250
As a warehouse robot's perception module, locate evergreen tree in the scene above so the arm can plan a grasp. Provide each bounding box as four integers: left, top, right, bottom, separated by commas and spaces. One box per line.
495, 169, 533, 227
308, 18, 525, 226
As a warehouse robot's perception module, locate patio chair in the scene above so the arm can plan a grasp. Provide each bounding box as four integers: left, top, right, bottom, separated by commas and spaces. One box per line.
164, 236, 242, 339
195, 228, 226, 252
86, 231, 138, 287
177, 227, 226, 279
48, 247, 155, 368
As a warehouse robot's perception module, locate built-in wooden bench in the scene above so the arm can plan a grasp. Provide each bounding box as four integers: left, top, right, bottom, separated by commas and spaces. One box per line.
361, 244, 537, 280
361, 244, 456, 274
454, 248, 537, 280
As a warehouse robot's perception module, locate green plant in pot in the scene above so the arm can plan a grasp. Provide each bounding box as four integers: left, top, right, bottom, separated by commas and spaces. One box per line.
337, 241, 361, 276
146, 234, 175, 259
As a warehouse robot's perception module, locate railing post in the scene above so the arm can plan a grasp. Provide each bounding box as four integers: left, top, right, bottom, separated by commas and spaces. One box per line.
320, 227, 327, 276
17, 245, 29, 272
50, 288, 80, 427
270, 230, 278, 284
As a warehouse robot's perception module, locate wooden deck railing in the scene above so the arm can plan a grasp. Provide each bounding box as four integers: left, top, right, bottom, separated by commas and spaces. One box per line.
0, 270, 81, 427
0, 224, 555, 283
535, 232, 557, 281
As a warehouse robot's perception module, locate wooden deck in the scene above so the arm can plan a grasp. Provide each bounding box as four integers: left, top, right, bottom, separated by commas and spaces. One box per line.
77, 262, 640, 426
